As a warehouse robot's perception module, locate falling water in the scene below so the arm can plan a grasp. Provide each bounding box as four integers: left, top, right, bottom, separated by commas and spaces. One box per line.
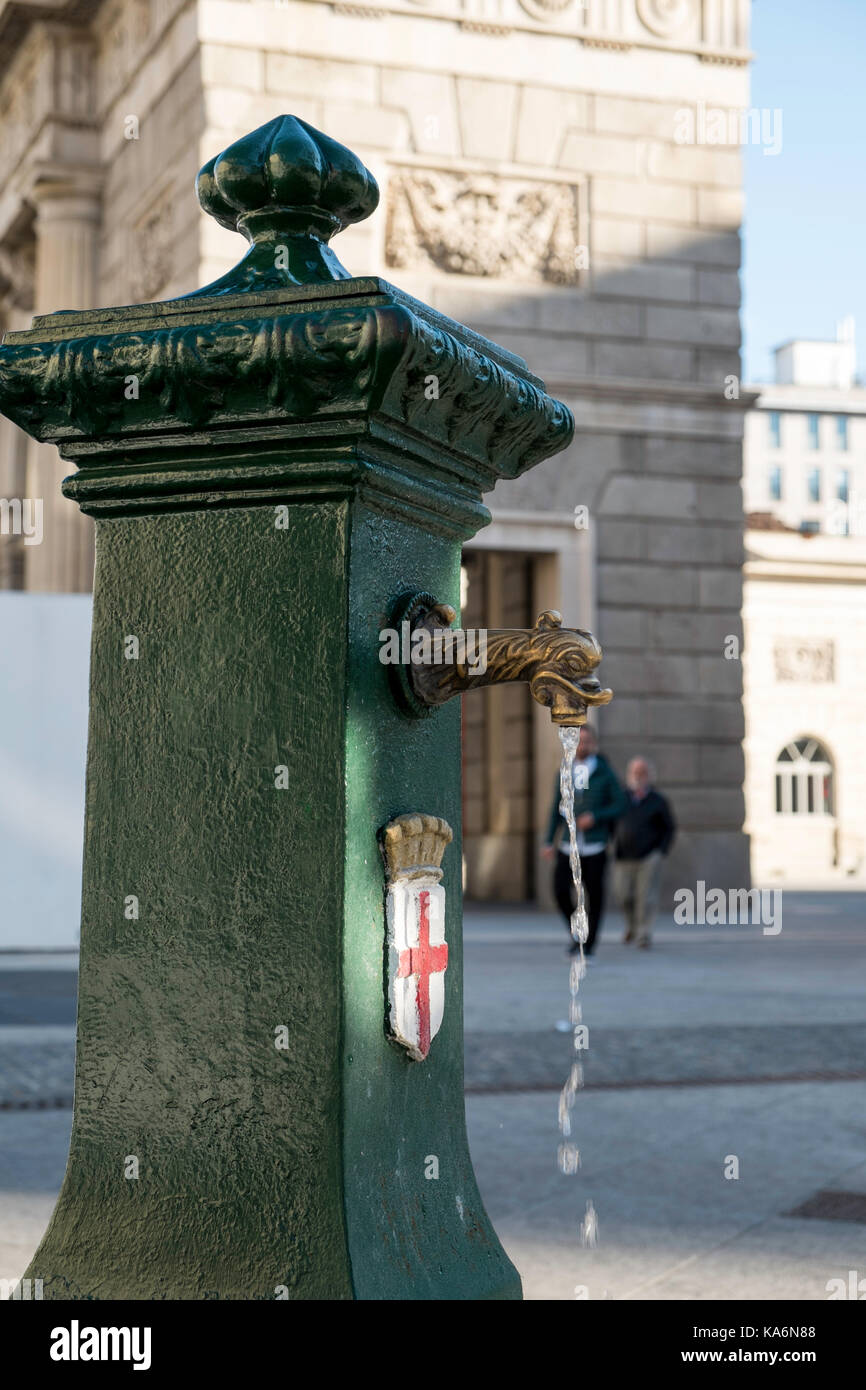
555, 725, 594, 1242
580, 1200, 599, 1248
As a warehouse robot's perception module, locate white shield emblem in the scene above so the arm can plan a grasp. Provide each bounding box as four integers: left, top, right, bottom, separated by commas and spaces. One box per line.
381, 814, 453, 1062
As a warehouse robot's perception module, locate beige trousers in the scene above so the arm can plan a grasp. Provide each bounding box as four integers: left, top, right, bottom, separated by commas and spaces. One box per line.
614, 851, 664, 944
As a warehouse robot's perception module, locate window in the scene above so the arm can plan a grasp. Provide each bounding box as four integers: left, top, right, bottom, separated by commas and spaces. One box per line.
768, 465, 783, 500
774, 738, 834, 816
827, 502, 850, 536
768, 412, 781, 448
836, 469, 850, 502
800, 519, 820, 534
807, 467, 821, 502
807, 414, 820, 450
836, 416, 849, 450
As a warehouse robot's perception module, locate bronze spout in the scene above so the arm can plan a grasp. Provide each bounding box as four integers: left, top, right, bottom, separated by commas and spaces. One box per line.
391, 595, 613, 727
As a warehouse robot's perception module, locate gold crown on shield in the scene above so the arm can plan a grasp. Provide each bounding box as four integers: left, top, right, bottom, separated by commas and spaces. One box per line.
381, 813, 453, 882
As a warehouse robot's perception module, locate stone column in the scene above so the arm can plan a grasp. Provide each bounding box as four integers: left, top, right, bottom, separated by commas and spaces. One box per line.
0, 116, 576, 1300
0, 242, 34, 587
0, 306, 30, 589
24, 179, 101, 592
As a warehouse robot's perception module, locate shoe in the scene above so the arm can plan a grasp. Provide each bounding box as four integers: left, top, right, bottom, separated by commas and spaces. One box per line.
637, 938, 651, 950
623, 934, 635, 945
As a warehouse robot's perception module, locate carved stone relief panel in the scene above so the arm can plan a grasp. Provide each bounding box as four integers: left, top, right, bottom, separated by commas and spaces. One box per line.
386, 167, 585, 285
55, 39, 98, 121
635, 0, 695, 39
300, 0, 746, 54
128, 184, 175, 304
517, 0, 575, 22
773, 640, 835, 684
95, 0, 183, 113
0, 239, 36, 314
0, 27, 98, 192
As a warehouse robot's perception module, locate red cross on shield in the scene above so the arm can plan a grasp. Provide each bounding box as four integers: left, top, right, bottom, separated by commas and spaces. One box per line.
387, 878, 448, 1061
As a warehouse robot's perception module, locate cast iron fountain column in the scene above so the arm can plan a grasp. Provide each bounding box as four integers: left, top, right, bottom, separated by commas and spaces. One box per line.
0, 115, 609, 1300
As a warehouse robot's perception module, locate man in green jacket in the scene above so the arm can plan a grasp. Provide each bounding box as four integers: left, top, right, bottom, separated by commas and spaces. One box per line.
541, 725, 627, 955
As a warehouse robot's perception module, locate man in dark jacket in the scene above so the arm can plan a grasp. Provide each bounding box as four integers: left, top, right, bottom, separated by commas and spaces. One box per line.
613, 757, 676, 949
542, 725, 627, 956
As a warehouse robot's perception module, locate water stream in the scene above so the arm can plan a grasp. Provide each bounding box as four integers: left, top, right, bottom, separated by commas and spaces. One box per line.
555, 726, 593, 1219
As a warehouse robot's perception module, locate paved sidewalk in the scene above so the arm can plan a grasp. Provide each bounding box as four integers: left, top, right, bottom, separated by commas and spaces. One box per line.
463, 892, 866, 1298
1, 894, 864, 1298
463, 893, 866, 1089
469, 1080, 866, 1300
0, 957, 76, 1108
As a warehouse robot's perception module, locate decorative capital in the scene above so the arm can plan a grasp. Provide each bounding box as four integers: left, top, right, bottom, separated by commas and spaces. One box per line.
0, 116, 574, 535
194, 115, 380, 294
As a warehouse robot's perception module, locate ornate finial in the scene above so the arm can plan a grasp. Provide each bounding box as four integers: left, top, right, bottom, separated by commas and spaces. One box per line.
381, 814, 454, 883
193, 115, 379, 295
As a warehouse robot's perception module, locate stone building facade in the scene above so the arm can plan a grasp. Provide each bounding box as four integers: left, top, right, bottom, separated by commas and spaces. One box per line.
743, 529, 866, 887
743, 331, 866, 886
0, 0, 754, 901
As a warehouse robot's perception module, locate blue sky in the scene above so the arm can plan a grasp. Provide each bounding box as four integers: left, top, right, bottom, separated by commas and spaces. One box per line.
742, 0, 866, 383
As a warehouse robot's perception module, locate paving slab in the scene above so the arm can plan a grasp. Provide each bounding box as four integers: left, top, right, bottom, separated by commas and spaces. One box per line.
467, 1081, 866, 1301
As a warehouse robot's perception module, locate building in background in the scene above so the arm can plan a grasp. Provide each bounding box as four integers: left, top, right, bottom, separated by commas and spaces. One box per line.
0, 0, 754, 932
743, 320, 863, 536
743, 324, 866, 885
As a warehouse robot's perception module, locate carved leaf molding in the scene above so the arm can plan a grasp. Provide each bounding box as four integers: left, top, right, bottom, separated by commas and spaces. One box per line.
0, 303, 572, 476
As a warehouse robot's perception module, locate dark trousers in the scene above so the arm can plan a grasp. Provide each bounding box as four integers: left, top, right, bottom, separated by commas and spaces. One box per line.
554, 849, 607, 954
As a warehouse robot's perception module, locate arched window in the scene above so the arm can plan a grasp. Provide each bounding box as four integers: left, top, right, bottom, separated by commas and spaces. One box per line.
774, 738, 834, 815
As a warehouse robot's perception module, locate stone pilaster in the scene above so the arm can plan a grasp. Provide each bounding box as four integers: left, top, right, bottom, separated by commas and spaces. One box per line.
0, 246, 34, 588
25, 177, 101, 592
